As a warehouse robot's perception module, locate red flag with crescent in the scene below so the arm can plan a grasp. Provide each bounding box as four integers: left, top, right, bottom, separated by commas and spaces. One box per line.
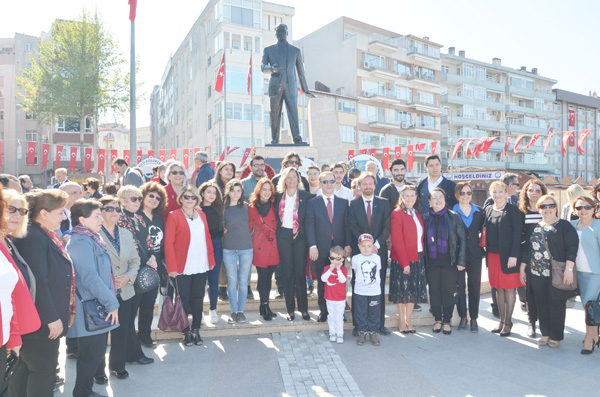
523, 134, 541, 151
471, 138, 486, 158
359, 149, 367, 155
123, 150, 130, 165
464, 138, 477, 158
562, 131, 574, 157
407, 145, 414, 171
97, 149, 106, 173
215, 54, 225, 93
26, 141, 36, 166
415, 143, 426, 152
84, 148, 92, 172
158, 150, 165, 162
369, 148, 377, 157
382, 147, 390, 170
55, 145, 64, 170
504, 136, 511, 157
431, 141, 437, 154
451, 139, 465, 160
148, 150, 154, 159
395, 146, 402, 159
347, 150, 354, 161
110, 149, 118, 173
240, 148, 252, 167
568, 109, 575, 127
218, 147, 229, 161
578, 129, 592, 154
69, 147, 77, 171
41, 143, 50, 169
513, 135, 525, 155
544, 132, 557, 154
136, 150, 142, 164
182, 148, 189, 169
170, 149, 177, 161
481, 137, 498, 155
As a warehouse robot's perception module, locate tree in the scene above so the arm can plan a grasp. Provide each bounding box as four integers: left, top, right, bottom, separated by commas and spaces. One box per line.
18, 11, 130, 164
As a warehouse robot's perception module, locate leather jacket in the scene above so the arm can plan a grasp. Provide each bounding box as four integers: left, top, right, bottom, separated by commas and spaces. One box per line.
422, 209, 467, 268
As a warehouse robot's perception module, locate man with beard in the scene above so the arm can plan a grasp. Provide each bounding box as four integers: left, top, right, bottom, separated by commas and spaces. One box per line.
242, 155, 267, 202
379, 158, 411, 213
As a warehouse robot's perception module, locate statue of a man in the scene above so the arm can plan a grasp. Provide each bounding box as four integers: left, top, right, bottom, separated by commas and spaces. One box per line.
262, 24, 315, 145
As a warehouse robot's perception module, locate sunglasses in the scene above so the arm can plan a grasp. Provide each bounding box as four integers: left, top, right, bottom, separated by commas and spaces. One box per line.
130, 196, 143, 202
8, 206, 28, 216
329, 256, 344, 261
459, 191, 472, 196
510, 183, 520, 187
102, 206, 122, 213
539, 203, 556, 209
182, 194, 197, 201
288, 160, 299, 165
252, 163, 266, 168
575, 205, 594, 211
170, 171, 185, 176
146, 193, 161, 201
321, 180, 336, 185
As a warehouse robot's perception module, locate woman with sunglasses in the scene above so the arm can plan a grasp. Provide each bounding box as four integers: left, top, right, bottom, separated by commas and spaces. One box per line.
389, 185, 427, 334
248, 178, 280, 321
570, 196, 600, 354
520, 195, 578, 348
165, 186, 214, 346
199, 181, 224, 324
453, 182, 485, 333
135, 182, 167, 348
163, 161, 188, 223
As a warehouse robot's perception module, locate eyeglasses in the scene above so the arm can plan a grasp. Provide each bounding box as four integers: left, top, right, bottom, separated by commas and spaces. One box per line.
8, 206, 28, 216
539, 203, 557, 209
510, 183, 520, 187
459, 191, 472, 196
170, 171, 185, 176
287, 160, 299, 165
329, 256, 344, 261
321, 180, 336, 185
575, 205, 594, 211
130, 197, 142, 202
252, 163, 266, 168
101, 207, 122, 213
146, 193, 161, 201
182, 194, 196, 201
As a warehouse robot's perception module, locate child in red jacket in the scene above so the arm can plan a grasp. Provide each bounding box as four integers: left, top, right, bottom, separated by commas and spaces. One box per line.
321, 246, 348, 344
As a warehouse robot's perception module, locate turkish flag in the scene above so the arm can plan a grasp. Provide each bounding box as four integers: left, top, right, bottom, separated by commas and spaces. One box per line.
84, 148, 92, 172
431, 141, 437, 154
369, 148, 377, 157
218, 147, 229, 161
544, 132, 558, 154
55, 145, 64, 170
504, 136, 511, 157
359, 149, 367, 155
464, 138, 477, 158
69, 147, 77, 171
169, 149, 177, 161
128, 0, 137, 22
215, 54, 225, 93
407, 145, 414, 171
578, 129, 592, 154
395, 146, 402, 159
26, 141, 36, 166
148, 150, 154, 159
451, 139, 465, 160
348, 150, 355, 161
247, 55, 252, 94
158, 150, 166, 162
97, 149, 106, 173
568, 109, 576, 127
480, 137, 498, 155
522, 134, 541, 151
569, 133, 575, 146
124, 150, 130, 165
136, 150, 142, 164
382, 147, 390, 170
41, 143, 50, 169
471, 138, 484, 158
240, 148, 252, 167
182, 148, 189, 169
415, 143, 426, 152
227, 147, 240, 156
562, 131, 574, 157
110, 149, 118, 173
513, 135, 525, 155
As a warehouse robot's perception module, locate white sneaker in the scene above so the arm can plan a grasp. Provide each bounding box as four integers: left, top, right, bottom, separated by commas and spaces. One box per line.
210, 310, 218, 324
329, 334, 336, 342
336, 336, 344, 344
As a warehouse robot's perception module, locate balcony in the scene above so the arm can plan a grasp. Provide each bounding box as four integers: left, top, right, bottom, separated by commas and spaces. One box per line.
452, 116, 506, 131
507, 85, 535, 99
440, 73, 505, 91
368, 33, 400, 54
532, 107, 558, 119
408, 123, 440, 135
407, 47, 440, 67
53, 132, 95, 145
505, 120, 546, 134
534, 88, 556, 102
361, 89, 399, 104
362, 62, 400, 80
367, 115, 400, 130
407, 72, 439, 88
506, 103, 535, 115
407, 98, 441, 113
442, 93, 505, 111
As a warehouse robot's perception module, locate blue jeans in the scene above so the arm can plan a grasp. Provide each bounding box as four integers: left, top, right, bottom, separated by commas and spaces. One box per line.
222, 248, 253, 313
207, 238, 223, 310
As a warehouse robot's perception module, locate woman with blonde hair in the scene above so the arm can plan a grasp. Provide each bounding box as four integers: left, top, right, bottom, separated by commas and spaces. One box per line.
561, 184, 587, 221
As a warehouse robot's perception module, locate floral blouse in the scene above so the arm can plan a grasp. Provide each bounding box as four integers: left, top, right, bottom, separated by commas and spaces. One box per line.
529, 224, 552, 277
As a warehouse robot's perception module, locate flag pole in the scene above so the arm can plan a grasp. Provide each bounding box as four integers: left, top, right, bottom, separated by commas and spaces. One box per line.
129, 14, 136, 165
223, 52, 227, 160
250, 53, 254, 149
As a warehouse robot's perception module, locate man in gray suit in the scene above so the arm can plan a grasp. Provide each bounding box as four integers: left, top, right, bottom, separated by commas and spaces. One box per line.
261, 24, 315, 144
112, 158, 143, 187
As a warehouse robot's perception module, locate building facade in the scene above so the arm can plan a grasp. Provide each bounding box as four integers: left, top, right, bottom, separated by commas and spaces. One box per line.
440, 48, 559, 177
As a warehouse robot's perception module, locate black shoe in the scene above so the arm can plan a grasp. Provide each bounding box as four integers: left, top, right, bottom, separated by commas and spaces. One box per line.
317, 313, 328, 322
492, 322, 504, 333
110, 369, 129, 379
500, 323, 513, 337
302, 312, 311, 321
135, 356, 154, 365
192, 329, 203, 346
275, 287, 284, 300
581, 339, 599, 355
520, 302, 528, 312
287, 313, 295, 321
271, 140, 278, 145
413, 304, 422, 312
527, 322, 537, 338
261, 304, 272, 321
352, 327, 359, 337
265, 304, 277, 319
90, 392, 107, 397
307, 285, 315, 296
139, 335, 157, 348
379, 327, 391, 336
432, 321, 442, 333
54, 375, 65, 391
94, 375, 108, 385
247, 286, 255, 300
293, 139, 304, 144
442, 323, 452, 335
219, 287, 229, 301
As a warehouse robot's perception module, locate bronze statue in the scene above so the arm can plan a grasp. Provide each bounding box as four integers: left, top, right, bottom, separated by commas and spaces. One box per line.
262, 24, 315, 145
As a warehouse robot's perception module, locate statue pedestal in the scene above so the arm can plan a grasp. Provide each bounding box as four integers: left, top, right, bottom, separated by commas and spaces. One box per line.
265, 142, 309, 147
257, 143, 319, 165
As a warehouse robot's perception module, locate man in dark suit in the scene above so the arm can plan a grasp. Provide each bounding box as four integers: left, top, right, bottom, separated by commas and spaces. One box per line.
417, 154, 457, 214
305, 171, 351, 322
379, 158, 411, 213
348, 173, 391, 335
261, 24, 315, 144
113, 158, 143, 187
53, 168, 69, 188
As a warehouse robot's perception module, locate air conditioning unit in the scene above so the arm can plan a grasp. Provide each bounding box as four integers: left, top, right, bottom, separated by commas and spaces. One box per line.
401, 122, 409, 129
363, 61, 370, 69
363, 91, 372, 98
492, 111, 500, 116
492, 131, 501, 136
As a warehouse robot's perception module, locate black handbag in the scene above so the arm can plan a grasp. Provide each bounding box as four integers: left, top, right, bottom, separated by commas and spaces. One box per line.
77, 290, 114, 332
134, 265, 160, 293
0, 352, 18, 396
585, 294, 600, 326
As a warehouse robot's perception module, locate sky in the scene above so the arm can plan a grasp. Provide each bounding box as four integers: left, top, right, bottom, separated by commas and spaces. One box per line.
3, 0, 599, 128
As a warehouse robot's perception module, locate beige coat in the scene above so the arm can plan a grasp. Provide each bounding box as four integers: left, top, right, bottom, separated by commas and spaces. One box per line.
100, 227, 140, 301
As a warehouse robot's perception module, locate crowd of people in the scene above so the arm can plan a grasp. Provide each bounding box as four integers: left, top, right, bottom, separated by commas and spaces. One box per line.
1, 150, 600, 397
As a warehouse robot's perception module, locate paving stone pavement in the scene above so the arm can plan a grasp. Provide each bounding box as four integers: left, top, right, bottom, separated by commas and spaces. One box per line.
272, 332, 364, 397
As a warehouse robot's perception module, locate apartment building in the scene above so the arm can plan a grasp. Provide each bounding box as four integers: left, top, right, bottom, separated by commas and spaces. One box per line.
297, 17, 443, 179
440, 48, 559, 176
150, 0, 295, 165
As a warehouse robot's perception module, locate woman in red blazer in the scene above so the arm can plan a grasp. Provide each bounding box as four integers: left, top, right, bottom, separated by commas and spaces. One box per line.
165, 186, 215, 347
389, 185, 427, 333
248, 178, 280, 321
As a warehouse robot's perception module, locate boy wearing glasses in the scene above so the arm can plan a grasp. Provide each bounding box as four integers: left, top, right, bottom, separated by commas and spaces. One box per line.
321, 246, 348, 343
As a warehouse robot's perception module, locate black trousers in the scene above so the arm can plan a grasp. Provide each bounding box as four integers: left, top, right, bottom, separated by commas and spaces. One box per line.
354, 294, 380, 333
269, 83, 301, 142
74, 333, 107, 397
526, 267, 539, 324
457, 255, 483, 319
351, 250, 388, 329
8, 337, 60, 397
137, 286, 159, 338
176, 272, 207, 330
0, 344, 6, 393
125, 293, 146, 362
98, 295, 136, 373
530, 274, 567, 341
276, 228, 308, 314
427, 265, 458, 323
256, 266, 276, 304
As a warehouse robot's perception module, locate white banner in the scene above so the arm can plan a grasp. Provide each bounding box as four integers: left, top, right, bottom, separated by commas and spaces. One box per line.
447, 171, 505, 181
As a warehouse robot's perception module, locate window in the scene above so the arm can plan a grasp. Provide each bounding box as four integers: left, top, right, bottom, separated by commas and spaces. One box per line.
474, 87, 486, 100
56, 117, 91, 132
441, 65, 449, 74
215, 101, 222, 121
394, 111, 410, 123
254, 37, 261, 54
25, 112, 34, 120
207, 114, 212, 130
25, 131, 38, 141
264, 111, 270, 127
394, 86, 412, 102
263, 79, 269, 95
416, 115, 437, 129
394, 61, 411, 75
226, 102, 262, 121
25, 44, 32, 51
460, 105, 474, 119
226, 66, 262, 94
462, 63, 475, 78
207, 85, 212, 98
0, 110, 3, 120
339, 125, 356, 143
362, 53, 385, 69
509, 75, 534, 90
475, 66, 486, 80
460, 85, 474, 98
535, 98, 544, 110
360, 131, 385, 147
416, 90, 435, 105
337, 100, 356, 113
232, 34, 241, 50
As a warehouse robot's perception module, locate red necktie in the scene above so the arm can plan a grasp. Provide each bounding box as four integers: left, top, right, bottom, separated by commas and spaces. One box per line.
327, 197, 333, 224
366, 200, 372, 228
